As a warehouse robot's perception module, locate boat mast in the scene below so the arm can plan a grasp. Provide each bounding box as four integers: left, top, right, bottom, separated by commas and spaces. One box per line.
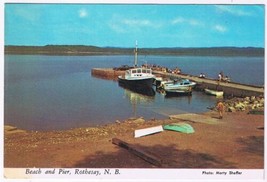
134, 40, 138, 67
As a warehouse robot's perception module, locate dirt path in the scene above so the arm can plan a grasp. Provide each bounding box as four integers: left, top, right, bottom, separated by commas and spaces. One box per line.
4, 111, 264, 169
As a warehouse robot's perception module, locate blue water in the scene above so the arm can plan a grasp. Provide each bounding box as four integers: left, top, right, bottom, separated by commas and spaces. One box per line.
4, 55, 264, 131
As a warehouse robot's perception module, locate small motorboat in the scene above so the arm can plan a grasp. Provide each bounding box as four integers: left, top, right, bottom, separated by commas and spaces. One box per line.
162, 78, 196, 90
156, 79, 173, 89
204, 88, 224, 97
165, 88, 192, 97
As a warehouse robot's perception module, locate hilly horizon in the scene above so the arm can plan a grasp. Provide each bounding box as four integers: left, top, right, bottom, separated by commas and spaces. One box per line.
5, 44, 264, 49
5, 45, 264, 57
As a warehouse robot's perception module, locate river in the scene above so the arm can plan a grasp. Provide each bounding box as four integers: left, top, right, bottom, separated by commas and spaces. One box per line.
4, 55, 264, 130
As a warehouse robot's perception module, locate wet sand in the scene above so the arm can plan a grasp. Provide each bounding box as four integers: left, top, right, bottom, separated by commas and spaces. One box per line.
4, 111, 264, 168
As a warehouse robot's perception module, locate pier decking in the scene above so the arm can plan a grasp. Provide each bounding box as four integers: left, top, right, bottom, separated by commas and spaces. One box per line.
91, 68, 264, 97
153, 71, 264, 97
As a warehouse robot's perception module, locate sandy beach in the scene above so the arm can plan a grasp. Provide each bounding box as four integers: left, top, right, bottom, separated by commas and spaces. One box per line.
4, 110, 264, 169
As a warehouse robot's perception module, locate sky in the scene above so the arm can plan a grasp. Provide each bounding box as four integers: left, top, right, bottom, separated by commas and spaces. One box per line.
4, 3, 265, 48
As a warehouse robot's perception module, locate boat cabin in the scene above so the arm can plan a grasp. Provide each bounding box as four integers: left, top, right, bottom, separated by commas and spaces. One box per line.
125, 68, 154, 80
176, 79, 191, 85
166, 79, 193, 86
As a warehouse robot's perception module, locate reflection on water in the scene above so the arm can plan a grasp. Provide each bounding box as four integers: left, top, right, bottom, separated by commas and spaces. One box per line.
164, 94, 192, 104
118, 84, 156, 96
124, 89, 155, 104
123, 88, 155, 118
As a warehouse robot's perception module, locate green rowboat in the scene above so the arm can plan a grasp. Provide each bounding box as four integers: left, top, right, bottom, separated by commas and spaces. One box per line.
163, 122, 195, 134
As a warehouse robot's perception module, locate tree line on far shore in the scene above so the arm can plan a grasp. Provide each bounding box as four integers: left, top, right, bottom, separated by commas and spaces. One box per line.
4, 45, 264, 57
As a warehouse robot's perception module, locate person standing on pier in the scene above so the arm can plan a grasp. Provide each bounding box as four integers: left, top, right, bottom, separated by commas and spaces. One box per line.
216, 100, 224, 119
218, 72, 223, 81
216, 71, 224, 90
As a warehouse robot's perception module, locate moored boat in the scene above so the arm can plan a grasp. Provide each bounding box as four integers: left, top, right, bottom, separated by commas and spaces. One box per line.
162, 78, 196, 90
118, 42, 156, 94
165, 88, 192, 97
204, 88, 224, 97
118, 68, 155, 95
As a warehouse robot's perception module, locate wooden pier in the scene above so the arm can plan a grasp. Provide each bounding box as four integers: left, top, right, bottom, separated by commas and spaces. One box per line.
153, 71, 264, 97
91, 68, 264, 97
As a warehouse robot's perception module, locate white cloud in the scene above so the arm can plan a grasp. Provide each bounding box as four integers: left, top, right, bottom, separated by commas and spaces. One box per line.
215, 5, 253, 16
109, 16, 162, 33
188, 19, 202, 26
171, 17, 203, 26
109, 23, 126, 33
123, 19, 151, 26
122, 18, 162, 28
214, 25, 227, 33
78, 9, 88, 18
171, 17, 185, 24
14, 6, 41, 23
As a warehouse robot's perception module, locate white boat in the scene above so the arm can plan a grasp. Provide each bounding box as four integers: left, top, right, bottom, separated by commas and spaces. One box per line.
118, 42, 156, 94
118, 67, 155, 92
162, 79, 196, 90
204, 88, 224, 97
134, 125, 163, 138
165, 88, 192, 97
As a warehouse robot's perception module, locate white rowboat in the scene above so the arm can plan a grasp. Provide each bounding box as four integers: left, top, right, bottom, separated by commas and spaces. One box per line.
204, 88, 224, 97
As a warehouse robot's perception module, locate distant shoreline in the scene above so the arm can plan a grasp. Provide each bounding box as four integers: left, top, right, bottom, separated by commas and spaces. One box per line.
4, 45, 264, 57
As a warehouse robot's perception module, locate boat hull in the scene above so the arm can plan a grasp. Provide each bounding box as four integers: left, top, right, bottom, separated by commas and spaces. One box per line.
204, 88, 224, 97
163, 123, 195, 134
118, 76, 155, 96
165, 89, 192, 97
